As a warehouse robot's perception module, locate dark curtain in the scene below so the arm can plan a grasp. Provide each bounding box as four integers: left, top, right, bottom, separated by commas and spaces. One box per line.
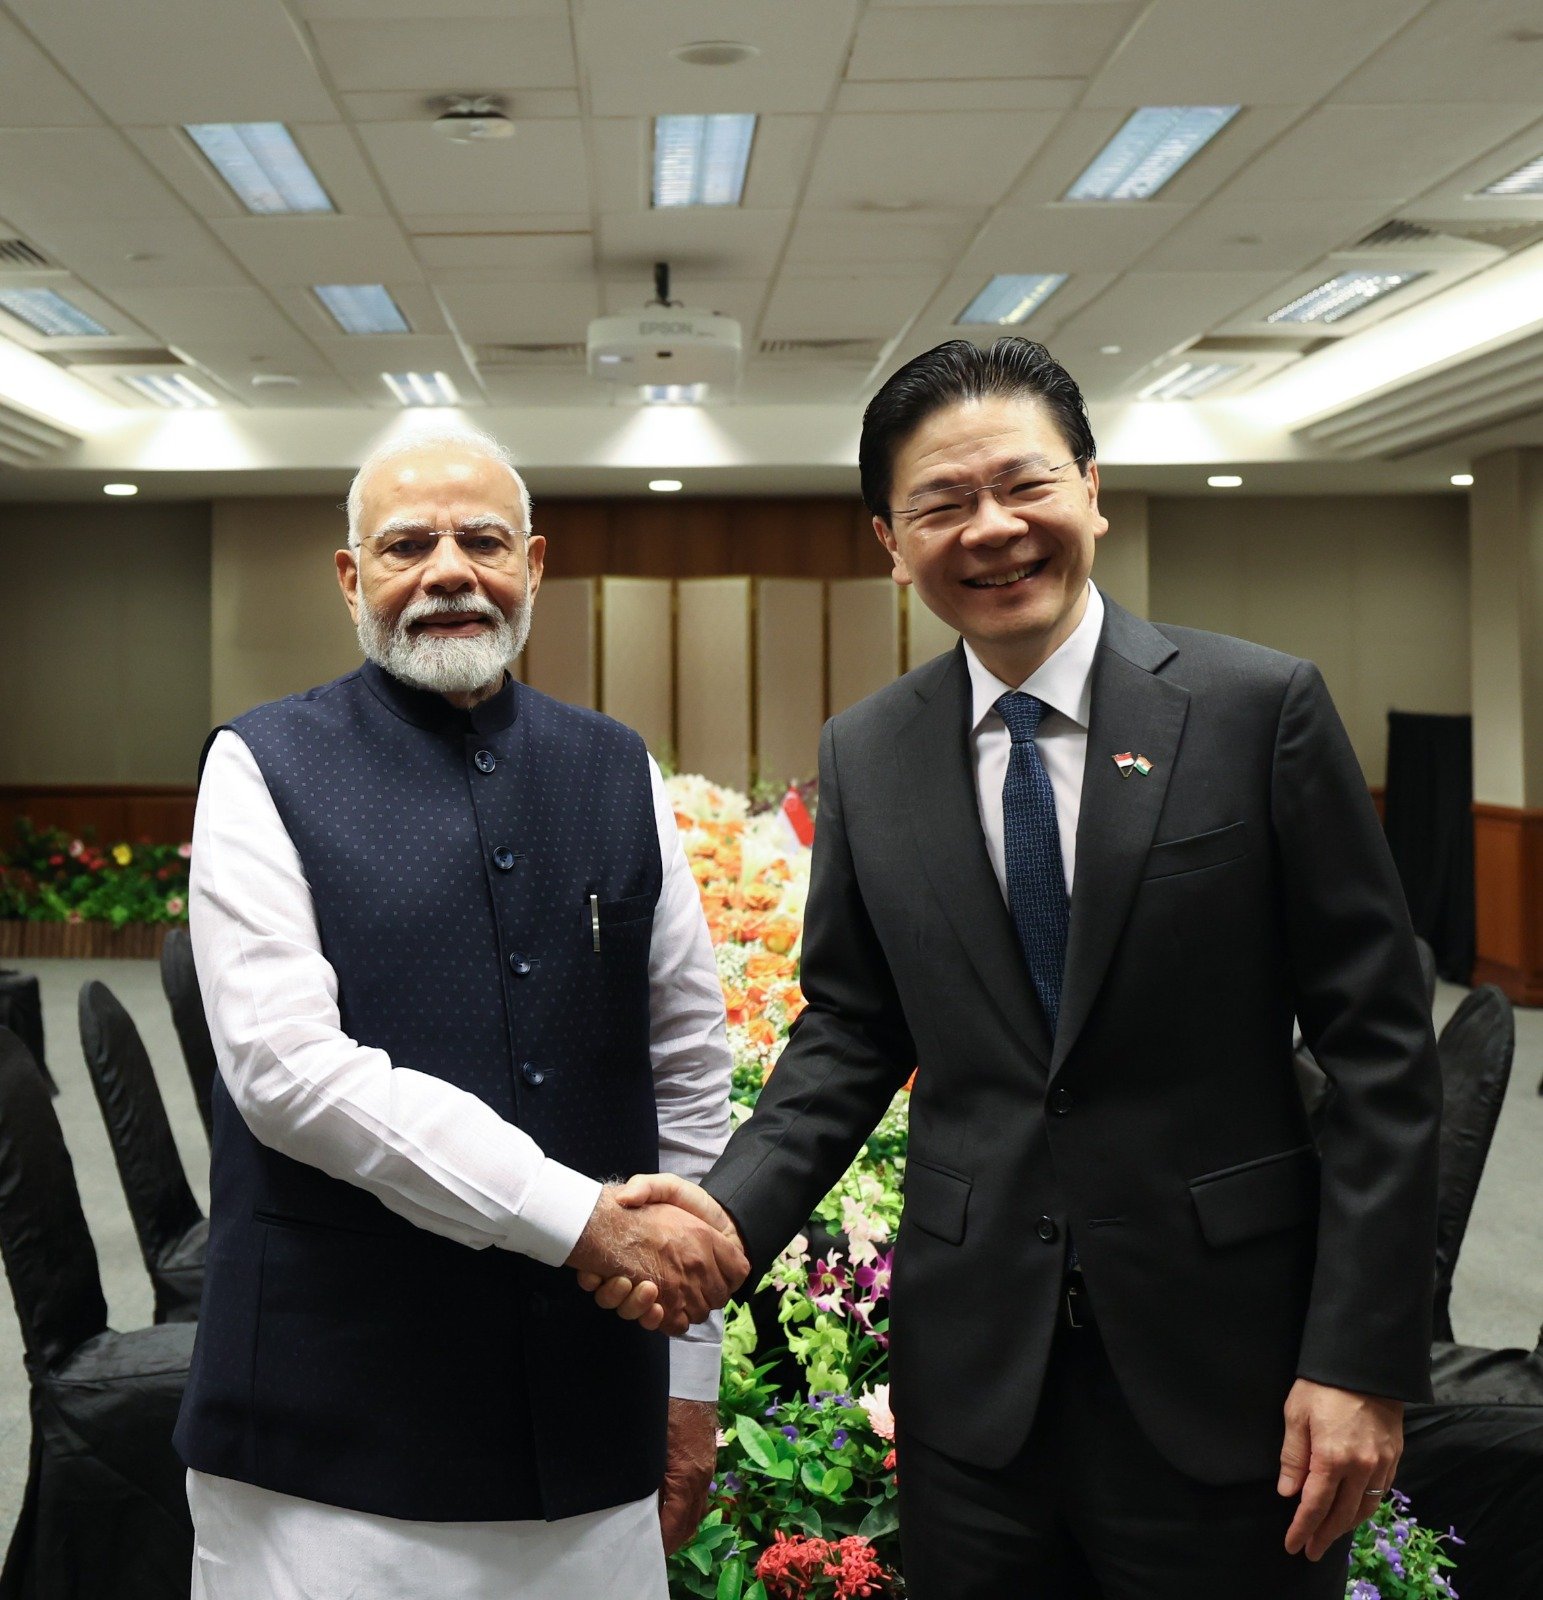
1383, 712, 1475, 983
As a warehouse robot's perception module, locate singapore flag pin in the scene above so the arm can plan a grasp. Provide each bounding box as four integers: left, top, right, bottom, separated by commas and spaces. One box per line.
1113, 752, 1136, 778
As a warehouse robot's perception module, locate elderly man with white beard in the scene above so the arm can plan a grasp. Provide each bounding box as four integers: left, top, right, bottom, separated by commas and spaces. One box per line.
175, 423, 747, 1600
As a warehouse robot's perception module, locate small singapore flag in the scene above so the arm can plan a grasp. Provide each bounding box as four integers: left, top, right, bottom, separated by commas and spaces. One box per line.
779, 785, 816, 850
1113, 752, 1136, 777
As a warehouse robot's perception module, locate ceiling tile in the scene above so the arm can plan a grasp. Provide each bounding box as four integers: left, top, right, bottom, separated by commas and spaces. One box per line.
295, 0, 567, 16
578, 0, 860, 116
415, 231, 594, 280
1140, 198, 1392, 272
6, 0, 338, 123
341, 89, 581, 122
357, 120, 589, 216
805, 112, 1061, 209
835, 79, 1081, 112
1050, 270, 1296, 352
785, 209, 984, 268
908, 268, 1116, 342
965, 204, 1192, 274
434, 280, 601, 342
846, 4, 1140, 81
18, 215, 247, 289
108, 285, 311, 346
761, 275, 936, 340
1333, 0, 1543, 103
0, 10, 102, 126
1085, 0, 1425, 106
209, 217, 425, 286
597, 211, 794, 279
308, 18, 576, 92
0, 130, 188, 227
403, 210, 589, 235
601, 277, 769, 328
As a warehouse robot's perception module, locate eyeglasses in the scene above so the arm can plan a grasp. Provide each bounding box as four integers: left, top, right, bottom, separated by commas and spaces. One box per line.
361, 524, 530, 573
893, 457, 1085, 534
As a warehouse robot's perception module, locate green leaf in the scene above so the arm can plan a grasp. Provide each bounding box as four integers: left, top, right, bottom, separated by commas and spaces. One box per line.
715, 1555, 745, 1600
800, 1461, 826, 1494
734, 1416, 780, 1472
685, 1543, 713, 1576
744, 1583, 768, 1600
858, 1502, 900, 1540
820, 1465, 853, 1497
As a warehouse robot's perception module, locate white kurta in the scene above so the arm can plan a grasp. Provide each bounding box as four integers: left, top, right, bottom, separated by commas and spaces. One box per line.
188, 725, 733, 1599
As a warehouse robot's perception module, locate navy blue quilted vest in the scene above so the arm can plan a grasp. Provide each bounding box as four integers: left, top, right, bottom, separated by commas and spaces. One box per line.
174, 662, 667, 1522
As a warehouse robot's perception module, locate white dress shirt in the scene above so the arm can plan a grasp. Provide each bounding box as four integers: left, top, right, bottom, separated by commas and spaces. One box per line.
962, 580, 1104, 901
187, 720, 732, 1598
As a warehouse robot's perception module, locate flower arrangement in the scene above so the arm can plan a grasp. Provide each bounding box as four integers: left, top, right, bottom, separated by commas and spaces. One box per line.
0, 818, 191, 927
665, 774, 1465, 1600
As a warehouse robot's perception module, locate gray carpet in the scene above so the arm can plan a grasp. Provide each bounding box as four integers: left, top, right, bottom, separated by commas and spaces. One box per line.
0, 961, 1539, 1556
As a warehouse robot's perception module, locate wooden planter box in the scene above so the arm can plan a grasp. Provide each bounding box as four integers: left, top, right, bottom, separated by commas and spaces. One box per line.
0, 920, 174, 960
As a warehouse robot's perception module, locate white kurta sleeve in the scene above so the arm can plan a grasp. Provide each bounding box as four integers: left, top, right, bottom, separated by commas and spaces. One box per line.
645, 756, 734, 1402
191, 729, 601, 1267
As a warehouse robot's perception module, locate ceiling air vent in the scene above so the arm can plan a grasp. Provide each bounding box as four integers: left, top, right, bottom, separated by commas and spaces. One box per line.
1414, 218, 1543, 254
57, 346, 182, 368
476, 342, 586, 368
0, 237, 51, 270
758, 338, 884, 360
1353, 221, 1440, 250
0, 398, 78, 468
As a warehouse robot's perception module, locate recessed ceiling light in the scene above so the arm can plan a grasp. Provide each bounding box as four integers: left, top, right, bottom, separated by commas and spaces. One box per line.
1066, 106, 1240, 201
1265, 271, 1427, 326
1207, 474, 1243, 488
1477, 151, 1543, 197
1139, 361, 1244, 400
955, 274, 1067, 326
118, 372, 220, 408
250, 372, 301, 388
649, 478, 684, 493
382, 370, 460, 407
641, 383, 707, 404
103, 483, 138, 497
1100, 344, 1122, 355
0, 287, 110, 337
1451, 473, 1474, 487
653, 114, 756, 207
672, 40, 760, 67
184, 123, 333, 215
314, 284, 410, 335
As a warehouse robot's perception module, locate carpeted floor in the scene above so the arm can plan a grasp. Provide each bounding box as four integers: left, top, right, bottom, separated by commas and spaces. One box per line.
0, 959, 1539, 1553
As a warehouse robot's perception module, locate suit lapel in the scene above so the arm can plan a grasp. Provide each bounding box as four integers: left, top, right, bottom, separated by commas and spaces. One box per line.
1052, 600, 1190, 1075
900, 646, 1054, 1069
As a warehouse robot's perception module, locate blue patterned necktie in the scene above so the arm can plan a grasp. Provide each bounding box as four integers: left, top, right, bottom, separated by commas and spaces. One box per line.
995, 691, 1070, 1038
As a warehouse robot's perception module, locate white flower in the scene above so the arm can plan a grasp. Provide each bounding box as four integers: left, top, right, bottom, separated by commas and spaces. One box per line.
857, 1383, 895, 1441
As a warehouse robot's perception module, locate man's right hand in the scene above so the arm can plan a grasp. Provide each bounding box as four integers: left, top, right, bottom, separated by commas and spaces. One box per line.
566, 1184, 748, 1336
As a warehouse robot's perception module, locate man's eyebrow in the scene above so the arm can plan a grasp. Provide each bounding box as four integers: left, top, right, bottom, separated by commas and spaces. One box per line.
904, 454, 1053, 499
368, 513, 515, 538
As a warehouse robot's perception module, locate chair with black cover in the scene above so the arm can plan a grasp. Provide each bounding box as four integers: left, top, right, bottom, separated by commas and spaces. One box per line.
159, 928, 216, 1143
0, 1026, 194, 1600
1414, 934, 1438, 1010
77, 980, 208, 1324
1432, 984, 1515, 1343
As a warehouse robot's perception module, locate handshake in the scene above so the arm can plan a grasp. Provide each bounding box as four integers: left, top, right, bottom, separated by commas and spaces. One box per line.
566, 1173, 750, 1336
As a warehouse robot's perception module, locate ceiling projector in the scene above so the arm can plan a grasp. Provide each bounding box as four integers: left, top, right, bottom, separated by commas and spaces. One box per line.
586, 263, 742, 387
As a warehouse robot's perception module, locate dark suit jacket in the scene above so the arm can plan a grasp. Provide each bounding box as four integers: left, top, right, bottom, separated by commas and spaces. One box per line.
704, 596, 1441, 1486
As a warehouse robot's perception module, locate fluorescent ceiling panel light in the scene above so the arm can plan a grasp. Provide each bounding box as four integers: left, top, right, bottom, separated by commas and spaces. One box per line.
103, 483, 138, 496
956, 274, 1067, 326
382, 371, 459, 407
652, 114, 756, 207
1138, 360, 1244, 400
648, 478, 684, 492
118, 372, 220, 409
0, 287, 109, 337
640, 383, 707, 404
1207, 475, 1242, 488
1066, 106, 1239, 201
1265, 271, 1427, 326
315, 284, 409, 335
184, 122, 333, 214
1478, 152, 1543, 197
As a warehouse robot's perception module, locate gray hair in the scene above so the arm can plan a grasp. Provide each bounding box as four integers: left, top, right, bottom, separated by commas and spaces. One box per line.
345, 421, 533, 548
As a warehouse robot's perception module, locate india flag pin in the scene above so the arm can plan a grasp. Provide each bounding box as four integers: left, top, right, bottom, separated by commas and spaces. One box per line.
1113, 752, 1136, 777
1133, 755, 1153, 777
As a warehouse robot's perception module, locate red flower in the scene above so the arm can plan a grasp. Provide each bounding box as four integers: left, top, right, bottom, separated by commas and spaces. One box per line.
48, 854, 64, 867
755, 1533, 892, 1599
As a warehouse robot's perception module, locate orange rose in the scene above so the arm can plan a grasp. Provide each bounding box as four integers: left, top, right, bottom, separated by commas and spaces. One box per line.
761, 920, 799, 955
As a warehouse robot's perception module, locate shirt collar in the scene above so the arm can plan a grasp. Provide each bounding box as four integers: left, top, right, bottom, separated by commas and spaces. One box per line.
361, 658, 519, 735
963, 580, 1105, 733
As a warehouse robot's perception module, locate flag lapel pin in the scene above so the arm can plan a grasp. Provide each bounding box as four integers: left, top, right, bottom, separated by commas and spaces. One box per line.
1133, 755, 1153, 777
1113, 752, 1136, 778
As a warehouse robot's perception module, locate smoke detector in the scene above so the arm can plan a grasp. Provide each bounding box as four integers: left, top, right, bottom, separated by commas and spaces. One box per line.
431, 96, 515, 144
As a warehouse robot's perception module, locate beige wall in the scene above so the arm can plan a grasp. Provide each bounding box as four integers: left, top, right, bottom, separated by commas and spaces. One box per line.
1148, 494, 1470, 787
0, 500, 211, 784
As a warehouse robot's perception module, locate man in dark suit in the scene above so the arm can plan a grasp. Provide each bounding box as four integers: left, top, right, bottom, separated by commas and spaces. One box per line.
587, 338, 1441, 1597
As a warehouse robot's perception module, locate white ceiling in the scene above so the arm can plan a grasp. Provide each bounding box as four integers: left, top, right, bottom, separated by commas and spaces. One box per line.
0, 0, 1541, 498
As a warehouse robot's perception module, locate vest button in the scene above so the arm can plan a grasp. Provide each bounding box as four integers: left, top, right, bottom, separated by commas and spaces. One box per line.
521, 1061, 545, 1086
1037, 1215, 1059, 1244
492, 846, 515, 871
474, 749, 496, 774
1050, 1088, 1074, 1116
509, 956, 533, 977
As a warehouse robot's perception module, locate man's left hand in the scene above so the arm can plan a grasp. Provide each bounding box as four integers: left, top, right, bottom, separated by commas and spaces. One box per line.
659, 1398, 718, 1556
1278, 1378, 1403, 1561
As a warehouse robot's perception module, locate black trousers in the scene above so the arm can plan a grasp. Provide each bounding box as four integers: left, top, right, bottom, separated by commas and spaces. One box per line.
896, 1309, 1352, 1600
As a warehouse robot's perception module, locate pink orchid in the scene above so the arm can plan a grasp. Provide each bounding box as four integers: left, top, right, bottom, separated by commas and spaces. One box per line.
857, 1382, 895, 1441
808, 1253, 848, 1314
854, 1250, 893, 1301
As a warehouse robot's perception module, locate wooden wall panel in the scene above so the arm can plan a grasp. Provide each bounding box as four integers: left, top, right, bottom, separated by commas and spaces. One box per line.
524, 577, 596, 710
756, 580, 825, 787
828, 580, 901, 717
601, 578, 673, 755
905, 589, 960, 671
0, 786, 197, 846
677, 579, 752, 792
1472, 803, 1543, 1003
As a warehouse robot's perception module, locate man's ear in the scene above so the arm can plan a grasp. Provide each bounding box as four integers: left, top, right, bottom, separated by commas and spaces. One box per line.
1084, 460, 1109, 541
873, 515, 912, 586
524, 533, 546, 599
335, 548, 361, 623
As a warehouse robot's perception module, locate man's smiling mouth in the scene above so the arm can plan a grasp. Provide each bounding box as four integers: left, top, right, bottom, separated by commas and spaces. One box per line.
963, 558, 1049, 589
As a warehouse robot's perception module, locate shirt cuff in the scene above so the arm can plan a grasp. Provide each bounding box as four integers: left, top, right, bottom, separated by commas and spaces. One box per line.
513, 1159, 603, 1268
669, 1332, 725, 1402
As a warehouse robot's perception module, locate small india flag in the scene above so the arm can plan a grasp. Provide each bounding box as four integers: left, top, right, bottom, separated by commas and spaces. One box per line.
1133, 755, 1152, 776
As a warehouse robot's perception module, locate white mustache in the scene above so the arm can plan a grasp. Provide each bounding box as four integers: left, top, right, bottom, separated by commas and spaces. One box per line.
399, 594, 504, 629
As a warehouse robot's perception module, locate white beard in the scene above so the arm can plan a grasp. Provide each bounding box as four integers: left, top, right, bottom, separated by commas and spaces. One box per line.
356, 590, 532, 696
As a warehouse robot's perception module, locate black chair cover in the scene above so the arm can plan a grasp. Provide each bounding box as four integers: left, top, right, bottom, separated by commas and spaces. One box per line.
1433, 986, 1515, 1342
159, 929, 215, 1143
0, 1028, 194, 1600
1414, 934, 1438, 1010
1383, 711, 1476, 983
0, 971, 55, 1096
77, 982, 207, 1324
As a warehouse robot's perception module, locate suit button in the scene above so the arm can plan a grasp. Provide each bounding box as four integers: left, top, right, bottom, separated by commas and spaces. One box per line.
1037, 1216, 1059, 1244
474, 749, 496, 774
492, 846, 515, 871
509, 956, 533, 977
521, 1061, 545, 1087
1050, 1088, 1074, 1116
